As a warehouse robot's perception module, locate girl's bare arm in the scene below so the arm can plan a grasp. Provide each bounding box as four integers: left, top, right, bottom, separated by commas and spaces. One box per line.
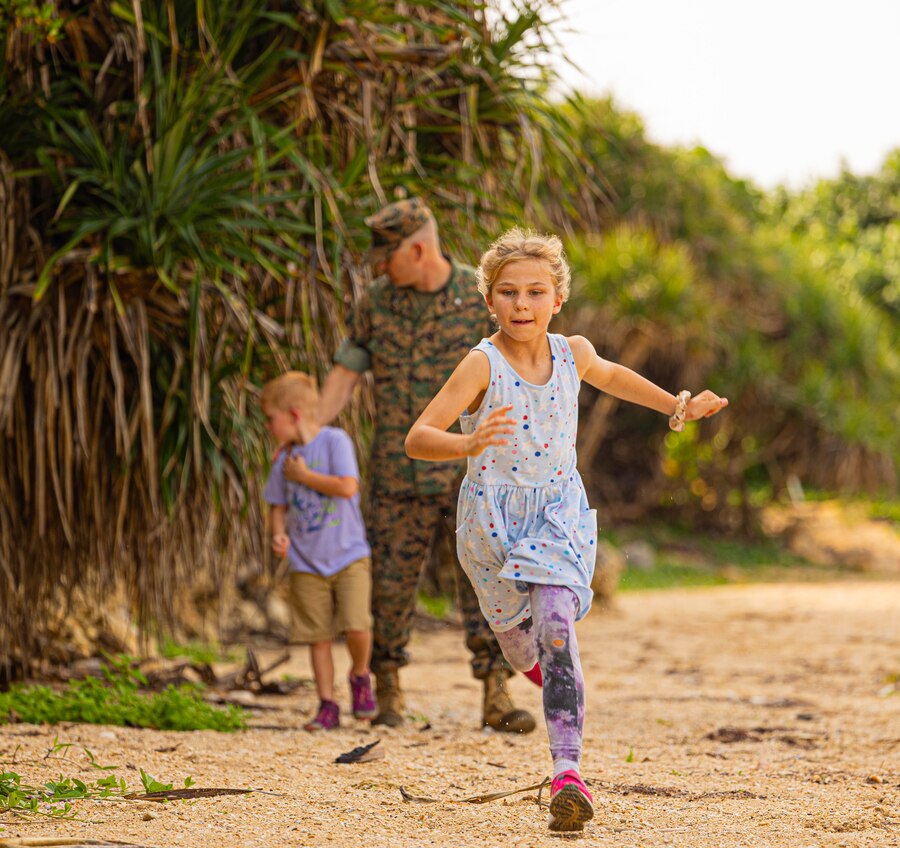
569, 335, 728, 420
405, 351, 516, 461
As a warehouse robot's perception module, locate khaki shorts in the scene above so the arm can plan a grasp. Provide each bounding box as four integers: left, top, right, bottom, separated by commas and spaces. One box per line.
287, 556, 373, 644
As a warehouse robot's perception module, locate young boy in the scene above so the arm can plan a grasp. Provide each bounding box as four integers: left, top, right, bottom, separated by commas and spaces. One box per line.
261, 371, 375, 730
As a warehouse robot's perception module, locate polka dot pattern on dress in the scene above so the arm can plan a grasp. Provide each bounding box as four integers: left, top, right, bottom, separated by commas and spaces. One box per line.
456, 334, 597, 632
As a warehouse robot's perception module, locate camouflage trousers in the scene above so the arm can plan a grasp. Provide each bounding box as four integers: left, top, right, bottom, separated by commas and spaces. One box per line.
367, 491, 512, 681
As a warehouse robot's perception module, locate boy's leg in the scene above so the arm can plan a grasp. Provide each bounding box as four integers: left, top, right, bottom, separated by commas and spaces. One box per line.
309, 642, 334, 701
288, 570, 338, 702
345, 630, 372, 676
304, 644, 341, 731
332, 557, 376, 719
333, 557, 374, 676
530, 584, 585, 776
309, 641, 335, 703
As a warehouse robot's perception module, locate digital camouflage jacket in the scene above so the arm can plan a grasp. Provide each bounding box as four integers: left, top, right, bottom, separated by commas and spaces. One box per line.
334, 260, 491, 498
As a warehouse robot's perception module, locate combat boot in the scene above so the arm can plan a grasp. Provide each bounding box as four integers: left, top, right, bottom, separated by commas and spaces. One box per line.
482, 669, 536, 733
372, 669, 404, 727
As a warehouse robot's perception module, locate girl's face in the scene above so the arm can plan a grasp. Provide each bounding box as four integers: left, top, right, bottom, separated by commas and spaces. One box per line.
262, 402, 298, 444
485, 258, 563, 340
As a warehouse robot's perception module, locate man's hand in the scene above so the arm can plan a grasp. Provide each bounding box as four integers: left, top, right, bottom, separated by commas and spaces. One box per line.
271, 532, 290, 558
465, 404, 517, 457
284, 454, 309, 484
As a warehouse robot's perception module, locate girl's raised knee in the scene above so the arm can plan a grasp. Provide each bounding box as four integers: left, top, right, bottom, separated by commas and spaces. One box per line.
535, 620, 573, 656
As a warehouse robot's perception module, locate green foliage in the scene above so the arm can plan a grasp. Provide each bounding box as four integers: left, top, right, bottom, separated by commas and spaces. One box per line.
572, 225, 701, 320
619, 562, 728, 592
0, 0, 64, 44
416, 592, 453, 621
0, 744, 194, 820
139, 767, 193, 793
2, 0, 581, 669
803, 491, 900, 531
770, 151, 900, 321
618, 530, 820, 592
0, 660, 245, 731
866, 500, 900, 530
159, 639, 239, 665
557, 96, 899, 528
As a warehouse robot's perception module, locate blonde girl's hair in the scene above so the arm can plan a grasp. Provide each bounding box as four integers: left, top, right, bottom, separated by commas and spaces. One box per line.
475, 227, 572, 302
261, 371, 319, 413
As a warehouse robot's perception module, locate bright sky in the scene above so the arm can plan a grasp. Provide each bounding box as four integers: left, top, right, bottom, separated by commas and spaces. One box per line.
550, 0, 900, 188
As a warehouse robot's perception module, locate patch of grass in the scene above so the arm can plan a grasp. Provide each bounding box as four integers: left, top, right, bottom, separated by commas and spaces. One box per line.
619, 563, 730, 591
690, 535, 809, 569
616, 525, 821, 591
159, 639, 240, 665
416, 592, 453, 620
801, 491, 900, 531
0, 657, 245, 732
867, 500, 900, 531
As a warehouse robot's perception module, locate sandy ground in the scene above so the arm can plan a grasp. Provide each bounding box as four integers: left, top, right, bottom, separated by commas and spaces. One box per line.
2, 580, 899, 848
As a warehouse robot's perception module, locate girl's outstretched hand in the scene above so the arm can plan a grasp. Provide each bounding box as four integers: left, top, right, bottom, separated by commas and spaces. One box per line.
686, 390, 729, 421
465, 404, 517, 457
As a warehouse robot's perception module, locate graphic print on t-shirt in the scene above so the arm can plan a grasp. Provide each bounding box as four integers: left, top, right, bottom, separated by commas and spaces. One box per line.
289, 482, 339, 535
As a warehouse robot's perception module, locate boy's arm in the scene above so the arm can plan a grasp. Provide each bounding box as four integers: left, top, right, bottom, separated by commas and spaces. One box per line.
269, 505, 289, 558
570, 335, 728, 421
270, 504, 287, 535
405, 351, 516, 461
288, 458, 358, 499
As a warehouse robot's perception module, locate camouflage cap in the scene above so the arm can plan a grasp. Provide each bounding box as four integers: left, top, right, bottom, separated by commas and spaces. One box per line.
364, 197, 434, 265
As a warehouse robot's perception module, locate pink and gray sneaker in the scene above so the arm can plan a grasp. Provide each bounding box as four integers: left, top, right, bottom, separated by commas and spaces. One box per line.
549, 769, 594, 832
349, 672, 377, 720
304, 699, 340, 731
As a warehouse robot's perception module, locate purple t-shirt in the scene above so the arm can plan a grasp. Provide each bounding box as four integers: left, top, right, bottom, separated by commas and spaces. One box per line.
263, 427, 371, 576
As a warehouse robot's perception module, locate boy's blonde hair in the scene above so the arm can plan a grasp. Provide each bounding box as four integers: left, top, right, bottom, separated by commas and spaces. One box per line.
261, 371, 319, 413
475, 227, 572, 302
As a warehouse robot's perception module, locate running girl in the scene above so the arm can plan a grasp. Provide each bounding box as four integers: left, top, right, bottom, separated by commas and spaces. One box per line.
405, 228, 727, 832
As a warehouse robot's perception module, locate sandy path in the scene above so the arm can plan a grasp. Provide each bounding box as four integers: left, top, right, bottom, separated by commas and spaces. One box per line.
2, 580, 899, 847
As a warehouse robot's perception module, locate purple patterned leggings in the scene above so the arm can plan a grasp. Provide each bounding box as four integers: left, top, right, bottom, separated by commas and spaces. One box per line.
494, 584, 584, 770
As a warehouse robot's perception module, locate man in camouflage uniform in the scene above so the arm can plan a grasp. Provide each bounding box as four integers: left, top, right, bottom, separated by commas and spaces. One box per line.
297, 198, 535, 732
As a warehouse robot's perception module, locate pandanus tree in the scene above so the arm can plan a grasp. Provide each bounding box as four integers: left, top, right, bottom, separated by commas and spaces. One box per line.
0, 0, 586, 674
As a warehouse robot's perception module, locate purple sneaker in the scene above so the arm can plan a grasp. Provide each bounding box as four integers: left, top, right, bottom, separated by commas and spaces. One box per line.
349, 672, 377, 720
304, 700, 340, 731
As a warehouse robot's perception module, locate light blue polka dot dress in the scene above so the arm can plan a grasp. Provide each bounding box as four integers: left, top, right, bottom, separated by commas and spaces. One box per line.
456, 334, 597, 632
